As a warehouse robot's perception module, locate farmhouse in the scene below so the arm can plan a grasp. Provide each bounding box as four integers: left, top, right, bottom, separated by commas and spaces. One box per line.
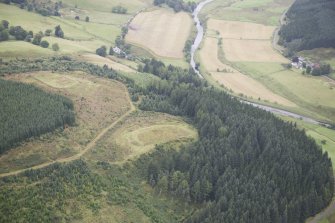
291, 56, 314, 69
113, 46, 122, 54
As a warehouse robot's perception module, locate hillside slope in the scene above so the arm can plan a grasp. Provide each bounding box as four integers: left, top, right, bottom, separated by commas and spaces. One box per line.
279, 0, 335, 52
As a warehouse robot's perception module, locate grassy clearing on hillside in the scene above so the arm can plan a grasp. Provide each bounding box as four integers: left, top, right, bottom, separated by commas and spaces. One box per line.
126, 8, 192, 59
0, 41, 53, 58
86, 111, 198, 163
0, 71, 129, 173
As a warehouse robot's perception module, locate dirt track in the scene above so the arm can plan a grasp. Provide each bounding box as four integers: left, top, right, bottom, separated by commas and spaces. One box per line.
0, 84, 135, 178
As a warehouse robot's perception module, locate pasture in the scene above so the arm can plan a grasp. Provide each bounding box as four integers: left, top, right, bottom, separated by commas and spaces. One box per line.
0, 71, 130, 173
126, 8, 192, 58
235, 62, 335, 122
199, 35, 295, 106
86, 112, 198, 163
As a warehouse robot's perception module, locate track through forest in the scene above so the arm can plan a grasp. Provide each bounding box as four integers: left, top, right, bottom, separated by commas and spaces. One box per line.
0, 84, 135, 178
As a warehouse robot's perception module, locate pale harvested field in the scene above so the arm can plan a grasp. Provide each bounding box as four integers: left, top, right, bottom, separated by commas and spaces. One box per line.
207, 19, 287, 62
126, 8, 192, 58
212, 72, 296, 106
200, 36, 295, 107
222, 39, 287, 62
0, 72, 129, 173
79, 53, 135, 73
208, 19, 275, 40
200, 37, 235, 71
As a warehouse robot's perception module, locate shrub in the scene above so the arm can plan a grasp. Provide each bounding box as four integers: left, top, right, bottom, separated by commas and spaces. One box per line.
52, 43, 60, 51
40, 40, 49, 48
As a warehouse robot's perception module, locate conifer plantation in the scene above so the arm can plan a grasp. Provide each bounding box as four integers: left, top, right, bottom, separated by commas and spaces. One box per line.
279, 0, 335, 51
138, 59, 334, 223
0, 79, 75, 153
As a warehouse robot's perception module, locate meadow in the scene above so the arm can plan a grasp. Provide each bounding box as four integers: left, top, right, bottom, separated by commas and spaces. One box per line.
235, 62, 335, 122
86, 111, 198, 163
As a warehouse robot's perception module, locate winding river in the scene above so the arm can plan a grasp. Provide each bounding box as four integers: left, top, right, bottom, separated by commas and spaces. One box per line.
190, 0, 331, 127
190, 0, 214, 78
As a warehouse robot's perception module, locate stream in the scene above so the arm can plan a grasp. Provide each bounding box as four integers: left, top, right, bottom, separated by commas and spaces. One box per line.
190, 0, 214, 79
189, 0, 331, 127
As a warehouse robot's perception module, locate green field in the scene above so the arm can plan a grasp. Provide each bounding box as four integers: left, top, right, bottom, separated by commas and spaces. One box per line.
233, 62, 335, 122
0, 2, 130, 57
201, 0, 293, 25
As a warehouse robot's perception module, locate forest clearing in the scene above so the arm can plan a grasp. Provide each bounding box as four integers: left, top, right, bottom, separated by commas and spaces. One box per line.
0, 71, 130, 174
86, 112, 198, 163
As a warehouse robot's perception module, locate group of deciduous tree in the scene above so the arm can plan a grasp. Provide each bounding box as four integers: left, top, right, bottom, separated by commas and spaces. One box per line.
0, 20, 62, 50
0, 160, 105, 222
111, 5, 127, 14
1, 0, 62, 16
153, 0, 196, 12
279, 0, 335, 52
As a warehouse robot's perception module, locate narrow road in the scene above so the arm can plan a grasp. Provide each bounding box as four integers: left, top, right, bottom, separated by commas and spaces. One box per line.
0, 84, 135, 178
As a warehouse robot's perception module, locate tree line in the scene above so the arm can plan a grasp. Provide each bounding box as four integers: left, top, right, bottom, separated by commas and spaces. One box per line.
153, 0, 197, 13
279, 0, 335, 52
0, 20, 63, 51
136, 58, 334, 223
0, 79, 75, 153
1, 0, 62, 16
